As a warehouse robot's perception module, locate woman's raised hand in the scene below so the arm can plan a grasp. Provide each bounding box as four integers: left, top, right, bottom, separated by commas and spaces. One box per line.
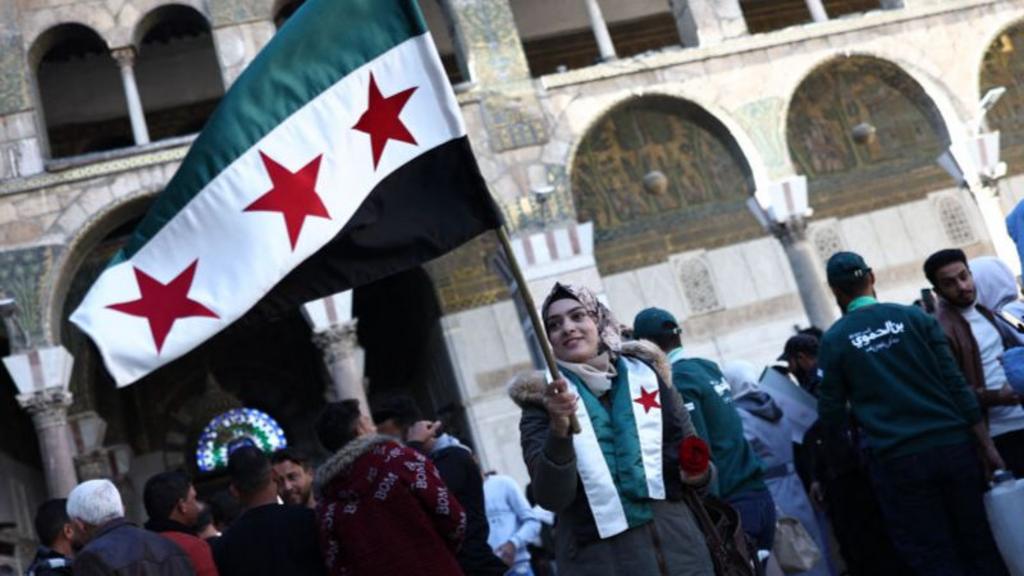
543, 378, 578, 438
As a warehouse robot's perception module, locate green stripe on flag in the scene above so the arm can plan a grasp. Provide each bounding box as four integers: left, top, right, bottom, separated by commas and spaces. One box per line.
117, 0, 427, 262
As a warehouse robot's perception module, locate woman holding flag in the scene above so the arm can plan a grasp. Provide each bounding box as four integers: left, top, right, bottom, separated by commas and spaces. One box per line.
508, 283, 715, 575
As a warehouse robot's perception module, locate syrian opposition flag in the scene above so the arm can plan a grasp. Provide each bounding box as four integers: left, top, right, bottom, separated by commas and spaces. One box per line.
70, 0, 502, 386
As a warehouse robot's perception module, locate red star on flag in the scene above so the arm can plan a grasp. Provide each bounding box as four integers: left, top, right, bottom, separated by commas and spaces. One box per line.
352, 73, 418, 169
245, 152, 330, 250
107, 260, 219, 353
634, 387, 661, 414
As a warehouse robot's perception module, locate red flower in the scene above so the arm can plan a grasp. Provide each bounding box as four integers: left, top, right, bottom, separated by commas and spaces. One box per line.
678, 436, 710, 477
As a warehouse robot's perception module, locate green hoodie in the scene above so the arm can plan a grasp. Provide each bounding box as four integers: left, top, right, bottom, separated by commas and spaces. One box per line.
670, 354, 766, 498
818, 300, 981, 461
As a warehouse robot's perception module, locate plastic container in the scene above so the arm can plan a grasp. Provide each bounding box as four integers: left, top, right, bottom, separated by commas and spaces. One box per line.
985, 470, 1024, 576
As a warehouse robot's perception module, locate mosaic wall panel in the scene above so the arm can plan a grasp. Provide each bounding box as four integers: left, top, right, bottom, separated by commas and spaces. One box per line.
445, 0, 530, 84
571, 96, 759, 275
0, 0, 29, 115
427, 231, 508, 314
481, 89, 549, 152
0, 246, 60, 349
787, 57, 950, 219
982, 23, 1024, 175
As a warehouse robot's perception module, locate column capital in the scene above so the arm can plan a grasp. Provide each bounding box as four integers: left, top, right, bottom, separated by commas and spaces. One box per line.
771, 217, 809, 244
17, 389, 73, 433
110, 46, 137, 68
311, 320, 359, 364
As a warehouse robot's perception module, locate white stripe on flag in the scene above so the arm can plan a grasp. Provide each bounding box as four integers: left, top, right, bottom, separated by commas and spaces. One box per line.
569, 380, 630, 539
624, 357, 665, 500
71, 33, 462, 386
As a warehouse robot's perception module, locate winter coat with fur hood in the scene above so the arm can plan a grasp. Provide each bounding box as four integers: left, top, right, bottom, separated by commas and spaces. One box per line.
314, 434, 467, 576
508, 340, 715, 576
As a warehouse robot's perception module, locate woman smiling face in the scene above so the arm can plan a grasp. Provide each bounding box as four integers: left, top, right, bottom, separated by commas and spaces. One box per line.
545, 298, 601, 363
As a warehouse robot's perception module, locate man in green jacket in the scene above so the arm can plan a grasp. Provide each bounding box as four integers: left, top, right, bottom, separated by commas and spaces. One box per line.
818, 251, 1007, 576
633, 308, 775, 551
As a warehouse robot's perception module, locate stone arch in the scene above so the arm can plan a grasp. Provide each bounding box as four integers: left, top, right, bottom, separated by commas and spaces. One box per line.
569, 93, 763, 275
42, 190, 158, 346
785, 54, 956, 220
131, 4, 225, 141
29, 23, 133, 158
129, 0, 213, 48
562, 87, 772, 192
979, 17, 1024, 175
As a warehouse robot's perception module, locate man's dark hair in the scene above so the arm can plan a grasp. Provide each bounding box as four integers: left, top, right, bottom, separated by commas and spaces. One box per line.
143, 471, 191, 522
270, 447, 312, 470
783, 334, 819, 360
34, 499, 68, 546
924, 248, 968, 285
370, 395, 421, 432
227, 445, 272, 497
207, 491, 241, 530
316, 400, 363, 453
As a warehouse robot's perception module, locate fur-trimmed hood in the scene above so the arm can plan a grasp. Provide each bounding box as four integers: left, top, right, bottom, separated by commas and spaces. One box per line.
314, 433, 393, 496
507, 340, 671, 408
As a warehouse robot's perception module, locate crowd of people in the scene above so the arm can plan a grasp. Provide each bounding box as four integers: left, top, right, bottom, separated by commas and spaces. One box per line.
22, 245, 1024, 576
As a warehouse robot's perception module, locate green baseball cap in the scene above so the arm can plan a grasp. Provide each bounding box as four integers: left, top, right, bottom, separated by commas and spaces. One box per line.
633, 307, 681, 340
826, 251, 871, 286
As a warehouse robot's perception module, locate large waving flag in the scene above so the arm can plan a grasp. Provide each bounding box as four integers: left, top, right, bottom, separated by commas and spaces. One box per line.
70, 0, 502, 386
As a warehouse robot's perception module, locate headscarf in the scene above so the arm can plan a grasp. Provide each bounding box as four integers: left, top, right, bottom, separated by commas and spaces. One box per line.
971, 257, 1021, 314
541, 283, 622, 395
722, 360, 761, 400
541, 283, 622, 352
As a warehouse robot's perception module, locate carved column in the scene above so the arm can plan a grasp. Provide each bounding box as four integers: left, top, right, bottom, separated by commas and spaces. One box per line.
311, 320, 368, 414
584, 0, 616, 62
668, 0, 748, 48
110, 47, 150, 146
775, 220, 837, 330
19, 390, 77, 497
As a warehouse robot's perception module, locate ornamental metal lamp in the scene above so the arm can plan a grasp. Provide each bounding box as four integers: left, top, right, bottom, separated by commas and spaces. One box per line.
747, 175, 835, 330
747, 175, 812, 229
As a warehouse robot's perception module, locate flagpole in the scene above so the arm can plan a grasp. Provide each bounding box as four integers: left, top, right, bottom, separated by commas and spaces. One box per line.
496, 226, 581, 434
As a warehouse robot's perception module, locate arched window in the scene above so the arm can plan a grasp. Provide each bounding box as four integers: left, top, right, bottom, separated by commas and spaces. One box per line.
134, 5, 224, 141
510, 1, 678, 77
571, 96, 758, 275
32, 24, 133, 158
786, 56, 950, 219
741, 0, 882, 33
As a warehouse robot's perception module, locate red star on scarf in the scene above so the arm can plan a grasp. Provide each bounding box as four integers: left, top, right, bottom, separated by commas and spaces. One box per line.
634, 387, 661, 414
107, 260, 219, 353
352, 73, 418, 169
245, 152, 330, 250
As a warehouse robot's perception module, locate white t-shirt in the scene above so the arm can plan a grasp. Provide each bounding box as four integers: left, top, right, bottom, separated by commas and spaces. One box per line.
964, 306, 1024, 437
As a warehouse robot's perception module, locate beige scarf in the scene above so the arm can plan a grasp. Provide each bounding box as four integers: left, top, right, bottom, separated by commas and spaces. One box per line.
557, 352, 618, 396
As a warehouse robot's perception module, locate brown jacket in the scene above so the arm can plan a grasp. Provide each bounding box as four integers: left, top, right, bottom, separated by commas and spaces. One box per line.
935, 299, 1021, 409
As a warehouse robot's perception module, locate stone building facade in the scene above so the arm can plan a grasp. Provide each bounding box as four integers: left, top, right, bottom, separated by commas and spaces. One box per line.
2, 0, 1024, 569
